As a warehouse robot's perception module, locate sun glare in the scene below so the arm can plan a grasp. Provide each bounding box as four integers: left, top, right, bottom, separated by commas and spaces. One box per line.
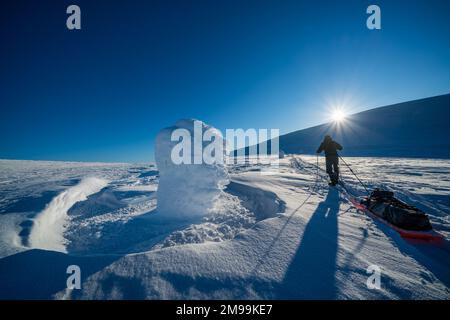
331, 109, 346, 122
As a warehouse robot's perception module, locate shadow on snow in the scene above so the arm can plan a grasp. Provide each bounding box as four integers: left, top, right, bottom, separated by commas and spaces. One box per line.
277, 187, 339, 299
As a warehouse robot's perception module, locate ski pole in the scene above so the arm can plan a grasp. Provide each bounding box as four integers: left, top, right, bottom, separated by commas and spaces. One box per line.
338, 155, 370, 195
316, 154, 319, 187
316, 154, 318, 176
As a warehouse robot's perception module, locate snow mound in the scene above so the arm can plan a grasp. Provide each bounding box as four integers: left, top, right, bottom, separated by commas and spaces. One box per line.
157, 192, 255, 248
29, 177, 108, 252
155, 119, 229, 218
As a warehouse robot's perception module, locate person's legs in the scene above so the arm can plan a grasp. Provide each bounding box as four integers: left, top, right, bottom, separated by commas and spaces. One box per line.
325, 157, 333, 182
332, 156, 339, 183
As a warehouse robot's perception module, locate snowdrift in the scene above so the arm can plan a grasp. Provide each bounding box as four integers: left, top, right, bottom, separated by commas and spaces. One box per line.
29, 177, 108, 252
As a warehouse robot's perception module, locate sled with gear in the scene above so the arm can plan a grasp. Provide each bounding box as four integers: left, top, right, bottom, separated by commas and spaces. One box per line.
349, 188, 444, 242
332, 155, 445, 242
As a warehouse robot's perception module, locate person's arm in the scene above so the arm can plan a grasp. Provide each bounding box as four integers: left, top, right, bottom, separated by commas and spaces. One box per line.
316, 143, 324, 153
335, 142, 343, 150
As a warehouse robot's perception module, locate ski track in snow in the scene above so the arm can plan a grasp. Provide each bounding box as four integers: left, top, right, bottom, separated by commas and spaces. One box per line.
0, 157, 449, 299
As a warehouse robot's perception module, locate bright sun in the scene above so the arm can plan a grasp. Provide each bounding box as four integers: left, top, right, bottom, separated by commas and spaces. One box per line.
331, 109, 346, 122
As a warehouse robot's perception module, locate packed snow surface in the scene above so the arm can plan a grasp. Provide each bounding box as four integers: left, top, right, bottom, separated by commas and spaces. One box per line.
0, 156, 449, 299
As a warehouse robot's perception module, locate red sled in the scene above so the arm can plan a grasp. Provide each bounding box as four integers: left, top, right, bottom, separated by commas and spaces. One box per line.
349, 194, 445, 243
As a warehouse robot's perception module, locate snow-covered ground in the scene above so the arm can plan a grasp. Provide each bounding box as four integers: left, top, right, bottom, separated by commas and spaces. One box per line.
0, 156, 449, 299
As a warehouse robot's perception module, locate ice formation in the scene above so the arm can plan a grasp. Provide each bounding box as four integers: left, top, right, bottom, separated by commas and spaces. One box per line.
155, 119, 229, 217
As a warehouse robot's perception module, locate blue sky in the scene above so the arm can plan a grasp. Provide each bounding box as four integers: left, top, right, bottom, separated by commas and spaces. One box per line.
1, 0, 449, 162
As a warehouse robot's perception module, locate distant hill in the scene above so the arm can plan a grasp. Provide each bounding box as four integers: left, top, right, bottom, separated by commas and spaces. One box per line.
239, 94, 450, 159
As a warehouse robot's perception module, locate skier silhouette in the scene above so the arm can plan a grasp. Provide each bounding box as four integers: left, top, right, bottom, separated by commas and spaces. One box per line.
316, 135, 343, 186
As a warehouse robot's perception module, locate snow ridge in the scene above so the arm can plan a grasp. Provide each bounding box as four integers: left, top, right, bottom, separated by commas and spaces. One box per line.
29, 177, 108, 252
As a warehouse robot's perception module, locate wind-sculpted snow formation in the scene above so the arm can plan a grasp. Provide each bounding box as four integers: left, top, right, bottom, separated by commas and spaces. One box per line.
155, 119, 229, 218
29, 177, 108, 252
